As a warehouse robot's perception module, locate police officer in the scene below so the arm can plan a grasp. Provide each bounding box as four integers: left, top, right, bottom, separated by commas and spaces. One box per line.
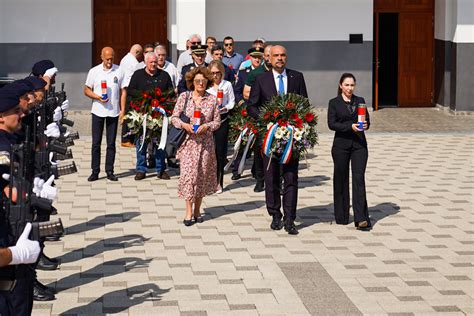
31, 60, 58, 91
2, 81, 59, 300
0, 87, 40, 316
230, 47, 264, 181
177, 44, 208, 94
243, 45, 273, 192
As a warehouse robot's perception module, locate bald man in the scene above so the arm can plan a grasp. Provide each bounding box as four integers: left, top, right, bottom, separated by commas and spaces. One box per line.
84, 47, 126, 182
248, 45, 307, 235
120, 44, 143, 146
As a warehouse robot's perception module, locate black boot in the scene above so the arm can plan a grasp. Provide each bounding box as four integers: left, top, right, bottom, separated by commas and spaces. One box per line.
33, 281, 56, 301
37, 253, 59, 271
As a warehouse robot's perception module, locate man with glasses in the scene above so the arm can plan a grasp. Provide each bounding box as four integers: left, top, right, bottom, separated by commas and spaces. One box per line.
177, 34, 202, 73
222, 36, 244, 71
211, 46, 235, 83
177, 44, 208, 94
205, 36, 216, 63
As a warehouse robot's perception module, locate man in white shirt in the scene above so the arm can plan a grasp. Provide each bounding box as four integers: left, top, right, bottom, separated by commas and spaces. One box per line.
176, 34, 202, 72
119, 44, 143, 147
84, 46, 126, 182
155, 45, 180, 91
120, 44, 143, 87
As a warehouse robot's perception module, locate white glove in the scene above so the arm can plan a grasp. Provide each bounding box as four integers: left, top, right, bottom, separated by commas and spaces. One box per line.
44, 122, 60, 138
61, 99, 69, 111
32, 177, 45, 195
49, 152, 57, 166
8, 223, 41, 265
44, 67, 58, 78
53, 106, 62, 122
39, 175, 57, 201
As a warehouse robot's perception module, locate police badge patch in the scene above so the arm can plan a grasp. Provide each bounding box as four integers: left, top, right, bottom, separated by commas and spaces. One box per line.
114, 76, 118, 84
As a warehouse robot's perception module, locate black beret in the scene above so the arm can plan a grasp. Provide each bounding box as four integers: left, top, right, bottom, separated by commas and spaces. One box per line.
248, 47, 264, 56
23, 76, 47, 90
31, 59, 55, 76
2, 81, 33, 98
0, 87, 20, 113
191, 44, 208, 54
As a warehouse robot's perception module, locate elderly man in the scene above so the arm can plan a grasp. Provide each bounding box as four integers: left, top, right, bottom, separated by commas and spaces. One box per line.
120, 44, 143, 147
222, 36, 244, 71
239, 38, 266, 70
155, 45, 180, 90
248, 45, 307, 235
127, 52, 173, 181
84, 47, 126, 182
177, 34, 202, 73
177, 44, 208, 94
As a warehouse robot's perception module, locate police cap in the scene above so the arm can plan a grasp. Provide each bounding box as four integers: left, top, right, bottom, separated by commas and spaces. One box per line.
2, 80, 33, 98
248, 47, 264, 57
191, 44, 208, 55
24, 76, 47, 90
0, 87, 20, 113
31, 59, 55, 76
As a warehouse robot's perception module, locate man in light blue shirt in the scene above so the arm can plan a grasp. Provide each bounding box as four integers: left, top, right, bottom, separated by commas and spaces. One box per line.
222, 36, 244, 71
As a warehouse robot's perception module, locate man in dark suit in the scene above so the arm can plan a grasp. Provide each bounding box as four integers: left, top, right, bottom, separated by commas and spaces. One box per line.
248, 45, 307, 235
177, 45, 208, 94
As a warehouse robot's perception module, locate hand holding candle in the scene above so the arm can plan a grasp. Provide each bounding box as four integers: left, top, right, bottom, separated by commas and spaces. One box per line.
357, 103, 366, 130
193, 107, 201, 133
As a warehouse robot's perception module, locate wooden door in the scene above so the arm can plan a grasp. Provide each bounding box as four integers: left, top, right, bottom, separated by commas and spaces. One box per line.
398, 13, 433, 106
93, 0, 167, 65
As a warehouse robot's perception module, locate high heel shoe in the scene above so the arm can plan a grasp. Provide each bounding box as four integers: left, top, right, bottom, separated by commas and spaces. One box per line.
194, 215, 204, 223
183, 218, 194, 226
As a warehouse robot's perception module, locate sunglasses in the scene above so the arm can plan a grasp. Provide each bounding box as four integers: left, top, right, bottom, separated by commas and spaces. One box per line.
194, 79, 208, 84
224, 43, 233, 47
211, 71, 222, 76
191, 41, 201, 45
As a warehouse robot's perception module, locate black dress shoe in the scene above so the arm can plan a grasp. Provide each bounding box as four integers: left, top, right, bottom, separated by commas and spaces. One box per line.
106, 172, 118, 181
33, 282, 56, 301
37, 254, 59, 271
194, 215, 204, 223
231, 173, 241, 180
87, 173, 99, 182
253, 182, 264, 192
284, 222, 299, 235
34, 279, 56, 295
270, 216, 283, 230
42, 253, 59, 264
183, 219, 194, 226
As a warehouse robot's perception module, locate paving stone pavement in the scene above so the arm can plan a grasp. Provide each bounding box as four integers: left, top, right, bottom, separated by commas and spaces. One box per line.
32, 118, 473, 315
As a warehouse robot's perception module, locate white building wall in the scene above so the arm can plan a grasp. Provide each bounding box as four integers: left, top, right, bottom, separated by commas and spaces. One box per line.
205, 0, 373, 41
0, 0, 93, 43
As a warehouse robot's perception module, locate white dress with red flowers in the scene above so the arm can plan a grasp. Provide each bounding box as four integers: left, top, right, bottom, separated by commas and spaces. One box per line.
171, 92, 221, 200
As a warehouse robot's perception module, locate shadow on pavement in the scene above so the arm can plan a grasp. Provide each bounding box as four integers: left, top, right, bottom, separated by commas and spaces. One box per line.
66, 212, 140, 235
298, 175, 330, 188
204, 200, 266, 220
296, 202, 400, 230
49, 257, 152, 293
61, 283, 170, 315
59, 234, 150, 264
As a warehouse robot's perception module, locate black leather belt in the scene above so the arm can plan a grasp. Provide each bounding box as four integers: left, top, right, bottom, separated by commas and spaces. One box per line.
0, 280, 16, 292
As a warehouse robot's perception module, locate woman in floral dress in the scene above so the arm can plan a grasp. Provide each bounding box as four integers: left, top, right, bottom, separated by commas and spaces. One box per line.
171, 67, 221, 226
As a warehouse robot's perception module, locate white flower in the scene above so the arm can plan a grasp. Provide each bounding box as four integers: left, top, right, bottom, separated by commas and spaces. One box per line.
274, 129, 283, 139
294, 128, 302, 134
294, 131, 302, 141
303, 124, 311, 133
280, 125, 287, 133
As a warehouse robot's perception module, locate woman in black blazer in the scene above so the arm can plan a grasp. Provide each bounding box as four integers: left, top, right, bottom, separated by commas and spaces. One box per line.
328, 73, 371, 230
